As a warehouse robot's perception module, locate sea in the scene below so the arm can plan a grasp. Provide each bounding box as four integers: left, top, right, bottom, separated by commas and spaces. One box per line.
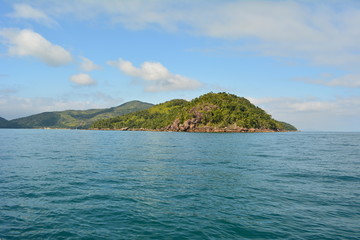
0, 129, 359, 240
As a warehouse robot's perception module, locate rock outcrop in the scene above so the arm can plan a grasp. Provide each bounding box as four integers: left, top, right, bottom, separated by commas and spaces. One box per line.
164, 118, 281, 132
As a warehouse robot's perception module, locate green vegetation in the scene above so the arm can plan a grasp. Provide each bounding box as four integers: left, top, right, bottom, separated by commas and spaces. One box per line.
91, 92, 297, 131
92, 99, 188, 129
8, 101, 153, 129
277, 121, 297, 131
0, 117, 17, 128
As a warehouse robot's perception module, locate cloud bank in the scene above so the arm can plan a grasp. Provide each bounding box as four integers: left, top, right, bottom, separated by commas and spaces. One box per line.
295, 74, 360, 88
0, 28, 73, 66
30, 0, 360, 68
108, 59, 202, 92
249, 96, 360, 131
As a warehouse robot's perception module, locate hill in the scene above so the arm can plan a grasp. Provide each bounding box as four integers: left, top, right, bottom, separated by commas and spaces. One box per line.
0, 117, 17, 128
91, 92, 297, 132
0, 117, 9, 126
8, 101, 153, 129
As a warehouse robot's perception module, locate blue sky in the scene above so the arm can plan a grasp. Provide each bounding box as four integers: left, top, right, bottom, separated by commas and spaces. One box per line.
1, 0, 360, 131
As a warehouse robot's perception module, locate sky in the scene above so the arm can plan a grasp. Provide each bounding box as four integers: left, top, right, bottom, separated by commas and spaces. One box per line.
0, 0, 360, 131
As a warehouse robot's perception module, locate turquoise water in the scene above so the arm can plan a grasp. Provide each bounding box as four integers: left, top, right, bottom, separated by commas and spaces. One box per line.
0, 129, 359, 239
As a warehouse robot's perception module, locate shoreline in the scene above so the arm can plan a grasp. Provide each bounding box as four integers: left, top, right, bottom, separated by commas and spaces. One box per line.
1, 127, 297, 133
89, 127, 295, 133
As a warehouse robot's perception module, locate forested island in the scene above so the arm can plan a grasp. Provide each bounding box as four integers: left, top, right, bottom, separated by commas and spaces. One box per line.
0, 92, 297, 132
91, 92, 297, 132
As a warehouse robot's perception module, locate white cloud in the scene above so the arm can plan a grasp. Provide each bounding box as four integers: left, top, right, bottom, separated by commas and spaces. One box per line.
69, 73, 96, 86
29, 0, 360, 67
108, 59, 202, 92
295, 74, 360, 88
187, 1, 360, 67
8, 4, 58, 27
248, 96, 360, 131
0, 28, 73, 66
79, 57, 101, 71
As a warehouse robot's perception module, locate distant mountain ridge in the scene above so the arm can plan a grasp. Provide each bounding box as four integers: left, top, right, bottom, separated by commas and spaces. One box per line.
0, 117, 16, 128
91, 92, 297, 132
1, 101, 153, 129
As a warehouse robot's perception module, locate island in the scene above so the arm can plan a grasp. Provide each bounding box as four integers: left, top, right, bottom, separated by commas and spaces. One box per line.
91, 92, 297, 132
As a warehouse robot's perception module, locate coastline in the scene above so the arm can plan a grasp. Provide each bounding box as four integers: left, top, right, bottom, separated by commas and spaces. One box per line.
2, 126, 296, 132
89, 127, 295, 133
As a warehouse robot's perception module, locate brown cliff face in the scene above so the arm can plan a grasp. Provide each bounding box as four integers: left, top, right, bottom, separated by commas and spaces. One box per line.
165, 118, 283, 133
166, 103, 219, 131
167, 118, 197, 131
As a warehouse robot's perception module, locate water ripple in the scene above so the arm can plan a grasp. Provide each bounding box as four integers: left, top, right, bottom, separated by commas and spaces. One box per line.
0, 130, 359, 239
